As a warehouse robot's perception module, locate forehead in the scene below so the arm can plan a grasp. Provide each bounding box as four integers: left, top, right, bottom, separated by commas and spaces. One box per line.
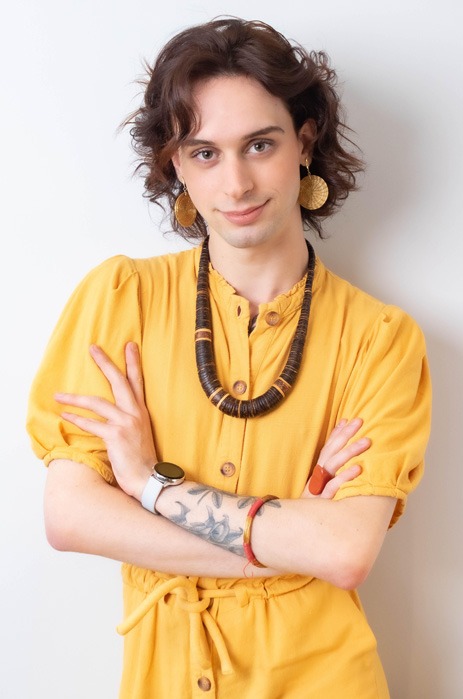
188, 75, 295, 141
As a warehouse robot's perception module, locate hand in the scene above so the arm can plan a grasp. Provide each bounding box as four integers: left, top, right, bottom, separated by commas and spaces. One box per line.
54, 343, 157, 500
302, 418, 370, 500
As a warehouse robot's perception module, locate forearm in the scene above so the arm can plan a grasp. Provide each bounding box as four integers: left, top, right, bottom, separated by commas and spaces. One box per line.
250, 496, 390, 587
156, 479, 396, 589
45, 460, 278, 577
52, 349, 383, 585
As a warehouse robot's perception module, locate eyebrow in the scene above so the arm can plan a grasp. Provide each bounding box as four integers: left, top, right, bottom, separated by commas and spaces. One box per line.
182, 125, 285, 147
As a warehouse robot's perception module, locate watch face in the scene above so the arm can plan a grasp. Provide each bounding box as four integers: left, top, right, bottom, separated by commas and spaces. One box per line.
155, 462, 185, 480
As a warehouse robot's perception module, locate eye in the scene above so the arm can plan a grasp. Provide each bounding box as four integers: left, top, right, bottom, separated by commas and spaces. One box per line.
249, 140, 272, 154
193, 149, 215, 162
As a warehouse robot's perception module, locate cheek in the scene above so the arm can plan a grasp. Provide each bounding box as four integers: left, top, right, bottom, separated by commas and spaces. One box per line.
187, 179, 214, 213
271, 148, 301, 183
270, 162, 302, 198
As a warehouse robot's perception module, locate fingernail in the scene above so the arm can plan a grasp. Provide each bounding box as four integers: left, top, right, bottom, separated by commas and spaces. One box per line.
349, 464, 362, 473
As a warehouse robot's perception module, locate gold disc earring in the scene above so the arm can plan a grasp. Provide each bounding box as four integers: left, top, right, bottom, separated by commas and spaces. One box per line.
174, 182, 197, 227
298, 160, 329, 211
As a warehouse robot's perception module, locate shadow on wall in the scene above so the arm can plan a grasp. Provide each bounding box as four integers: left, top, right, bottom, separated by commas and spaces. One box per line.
312, 87, 461, 698
360, 331, 462, 699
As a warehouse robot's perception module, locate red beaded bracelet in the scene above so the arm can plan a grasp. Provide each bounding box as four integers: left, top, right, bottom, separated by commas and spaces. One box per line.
242, 495, 278, 568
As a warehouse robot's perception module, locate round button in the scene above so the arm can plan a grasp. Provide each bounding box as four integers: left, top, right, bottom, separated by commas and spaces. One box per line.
265, 311, 280, 326
233, 380, 247, 395
220, 462, 236, 477
198, 676, 212, 691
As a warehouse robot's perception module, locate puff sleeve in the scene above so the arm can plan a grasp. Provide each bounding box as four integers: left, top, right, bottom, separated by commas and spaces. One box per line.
334, 305, 431, 526
26, 256, 142, 484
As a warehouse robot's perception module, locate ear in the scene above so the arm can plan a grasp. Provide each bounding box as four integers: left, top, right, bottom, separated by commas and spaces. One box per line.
171, 151, 183, 182
297, 119, 317, 166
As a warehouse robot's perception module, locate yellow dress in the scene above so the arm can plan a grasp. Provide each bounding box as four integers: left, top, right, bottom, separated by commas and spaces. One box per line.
27, 245, 431, 698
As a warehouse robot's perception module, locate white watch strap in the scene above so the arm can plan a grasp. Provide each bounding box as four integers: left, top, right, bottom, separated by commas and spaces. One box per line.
141, 474, 163, 514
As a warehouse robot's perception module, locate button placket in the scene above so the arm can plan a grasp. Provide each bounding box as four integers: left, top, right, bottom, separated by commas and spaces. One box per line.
223, 299, 251, 491
226, 297, 251, 403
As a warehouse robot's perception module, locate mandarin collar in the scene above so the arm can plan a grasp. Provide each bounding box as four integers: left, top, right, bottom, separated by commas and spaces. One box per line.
192, 244, 322, 319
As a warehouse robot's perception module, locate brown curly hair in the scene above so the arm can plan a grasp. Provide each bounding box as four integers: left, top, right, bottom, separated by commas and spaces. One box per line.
125, 17, 364, 240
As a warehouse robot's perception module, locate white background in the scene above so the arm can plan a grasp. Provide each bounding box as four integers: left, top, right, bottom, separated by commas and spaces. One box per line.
1, 1, 462, 697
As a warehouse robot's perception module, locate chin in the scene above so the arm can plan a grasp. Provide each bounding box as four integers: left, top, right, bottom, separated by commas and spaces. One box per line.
210, 226, 280, 252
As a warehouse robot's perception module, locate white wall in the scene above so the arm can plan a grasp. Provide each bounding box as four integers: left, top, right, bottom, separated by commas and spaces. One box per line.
1, 1, 461, 697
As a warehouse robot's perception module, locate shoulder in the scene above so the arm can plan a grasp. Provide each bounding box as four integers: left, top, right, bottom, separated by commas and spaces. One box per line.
316, 258, 387, 317
78, 246, 199, 295
79, 254, 138, 291
130, 245, 200, 292
315, 257, 425, 348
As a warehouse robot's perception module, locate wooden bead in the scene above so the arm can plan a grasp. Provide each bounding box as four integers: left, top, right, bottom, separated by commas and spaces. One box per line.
194, 238, 316, 418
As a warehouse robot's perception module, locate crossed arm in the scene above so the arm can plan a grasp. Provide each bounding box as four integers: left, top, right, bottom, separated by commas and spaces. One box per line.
47, 343, 396, 588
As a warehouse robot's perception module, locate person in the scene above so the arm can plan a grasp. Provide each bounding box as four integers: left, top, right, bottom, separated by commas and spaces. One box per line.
27, 17, 431, 699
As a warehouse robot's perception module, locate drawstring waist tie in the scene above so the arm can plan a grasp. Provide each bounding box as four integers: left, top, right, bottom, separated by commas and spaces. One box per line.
118, 564, 313, 677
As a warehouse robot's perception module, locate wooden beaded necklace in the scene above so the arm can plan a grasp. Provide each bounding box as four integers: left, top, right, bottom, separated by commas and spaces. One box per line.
195, 238, 316, 418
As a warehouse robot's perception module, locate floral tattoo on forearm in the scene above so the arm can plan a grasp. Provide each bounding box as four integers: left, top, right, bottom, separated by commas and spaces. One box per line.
167, 485, 281, 556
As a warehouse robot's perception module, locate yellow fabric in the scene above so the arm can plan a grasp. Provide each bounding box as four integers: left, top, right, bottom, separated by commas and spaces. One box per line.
27, 245, 431, 698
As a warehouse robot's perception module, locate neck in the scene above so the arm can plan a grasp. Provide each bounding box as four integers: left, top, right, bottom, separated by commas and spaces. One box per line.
207, 234, 309, 316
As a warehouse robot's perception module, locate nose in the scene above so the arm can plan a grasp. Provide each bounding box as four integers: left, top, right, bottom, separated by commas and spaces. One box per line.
223, 156, 254, 200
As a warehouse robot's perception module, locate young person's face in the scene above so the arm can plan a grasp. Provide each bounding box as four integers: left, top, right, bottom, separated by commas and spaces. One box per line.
172, 75, 313, 253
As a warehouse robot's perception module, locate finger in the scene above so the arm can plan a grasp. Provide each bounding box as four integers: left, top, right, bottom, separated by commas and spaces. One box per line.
125, 343, 145, 405
319, 465, 362, 500
319, 419, 349, 451
89, 345, 137, 411
55, 392, 124, 423
308, 465, 332, 495
318, 418, 364, 464
329, 418, 348, 433
323, 437, 371, 475
326, 418, 362, 446
60, 411, 109, 439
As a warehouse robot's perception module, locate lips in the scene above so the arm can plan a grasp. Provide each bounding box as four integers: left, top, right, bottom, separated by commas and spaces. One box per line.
220, 202, 267, 225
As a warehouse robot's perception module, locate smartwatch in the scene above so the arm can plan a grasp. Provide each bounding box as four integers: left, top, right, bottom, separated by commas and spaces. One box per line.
141, 462, 185, 514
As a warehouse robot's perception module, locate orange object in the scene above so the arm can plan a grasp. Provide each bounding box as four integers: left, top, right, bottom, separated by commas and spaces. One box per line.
308, 464, 333, 495
243, 495, 279, 567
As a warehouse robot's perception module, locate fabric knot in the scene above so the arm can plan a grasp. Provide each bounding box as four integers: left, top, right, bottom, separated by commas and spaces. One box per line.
176, 597, 211, 614
117, 574, 234, 676
234, 586, 250, 607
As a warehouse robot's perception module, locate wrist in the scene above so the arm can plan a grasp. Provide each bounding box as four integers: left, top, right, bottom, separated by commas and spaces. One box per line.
140, 462, 186, 513
154, 479, 188, 516
116, 467, 153, 501
133, 471, 154, 502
